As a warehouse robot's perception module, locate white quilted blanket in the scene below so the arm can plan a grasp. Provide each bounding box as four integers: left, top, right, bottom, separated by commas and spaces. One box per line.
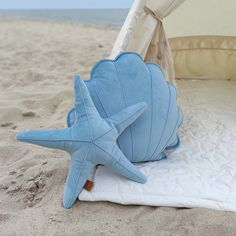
79, 80, 236, 211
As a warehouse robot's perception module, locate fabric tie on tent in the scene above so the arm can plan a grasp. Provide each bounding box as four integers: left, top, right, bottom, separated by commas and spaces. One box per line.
143, 6, 174, 83
110, 0, 186, 83
143, 6, 163, 61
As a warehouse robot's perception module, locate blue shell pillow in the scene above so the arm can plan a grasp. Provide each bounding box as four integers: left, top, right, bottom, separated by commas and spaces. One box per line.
67, 52, 183, 162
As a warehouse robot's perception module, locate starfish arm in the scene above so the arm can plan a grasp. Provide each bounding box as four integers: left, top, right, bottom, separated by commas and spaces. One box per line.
63, 146, 94, 209
74, 76, 100, 123
16, 128, 71, 151
104, 145, 147, 184
107, 102, 147, 136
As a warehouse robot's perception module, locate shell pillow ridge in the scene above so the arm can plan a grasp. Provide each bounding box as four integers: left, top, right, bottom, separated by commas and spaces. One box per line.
67, 52, 183, 162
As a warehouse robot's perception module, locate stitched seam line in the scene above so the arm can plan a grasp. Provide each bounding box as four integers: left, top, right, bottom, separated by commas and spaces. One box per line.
93, 127, 113, 141
94, 105, 145, 142
94, 144, 141, 179
90, 80, 121, 149
149, 85, 171, 159
78, 80, 94, 140
162, 108, 180, 151
114, 62, 134, 161
112, 105, 145, 134
67, 144, 92, 206
90, 81, 109, 118
19, 139, 90, 142
90, 77, 122, 149
143, 65, 153, 161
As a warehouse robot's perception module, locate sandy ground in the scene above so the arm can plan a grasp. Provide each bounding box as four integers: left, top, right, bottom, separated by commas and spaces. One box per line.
0, 18, 236, 236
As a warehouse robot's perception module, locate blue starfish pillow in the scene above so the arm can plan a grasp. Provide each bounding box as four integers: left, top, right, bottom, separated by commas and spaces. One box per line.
16, 77, 147, 208
67, 52, 183, 162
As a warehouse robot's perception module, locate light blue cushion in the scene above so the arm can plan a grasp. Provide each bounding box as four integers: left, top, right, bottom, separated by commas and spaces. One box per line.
16, 77, 147, 208
67, 52, 183, 162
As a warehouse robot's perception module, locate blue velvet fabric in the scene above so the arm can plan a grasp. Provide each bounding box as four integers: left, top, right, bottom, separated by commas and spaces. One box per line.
67, 52, 183, 162
16, 77, 147, 208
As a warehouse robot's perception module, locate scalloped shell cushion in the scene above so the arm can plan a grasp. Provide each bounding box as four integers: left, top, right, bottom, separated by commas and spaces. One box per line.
67, 52, 183, 162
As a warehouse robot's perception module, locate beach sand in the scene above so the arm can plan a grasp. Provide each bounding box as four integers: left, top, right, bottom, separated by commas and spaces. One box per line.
0, 18, 236, 235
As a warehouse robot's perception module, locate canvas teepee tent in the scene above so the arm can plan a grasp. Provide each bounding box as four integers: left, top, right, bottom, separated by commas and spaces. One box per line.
111, 0, 236, 82
80, 0, 236, 212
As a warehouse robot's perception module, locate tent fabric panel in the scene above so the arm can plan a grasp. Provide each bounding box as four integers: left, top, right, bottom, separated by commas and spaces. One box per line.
170, 36, 236, 80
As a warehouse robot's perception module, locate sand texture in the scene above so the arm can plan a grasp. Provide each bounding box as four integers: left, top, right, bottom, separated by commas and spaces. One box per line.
0, 18, 236, 236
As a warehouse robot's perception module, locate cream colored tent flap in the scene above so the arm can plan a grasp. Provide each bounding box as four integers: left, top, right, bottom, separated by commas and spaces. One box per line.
170, 36, 236, 80
111, 0, 236, 81
165, 0, 236, 81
